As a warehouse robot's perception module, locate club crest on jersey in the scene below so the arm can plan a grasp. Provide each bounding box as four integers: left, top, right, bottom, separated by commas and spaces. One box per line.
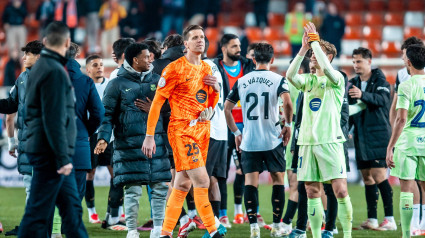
150, 84, 157, 91
158, 77, 166, 88
192, 156, 199, 162
196, 89, 207, 103
309, 98, 322, 111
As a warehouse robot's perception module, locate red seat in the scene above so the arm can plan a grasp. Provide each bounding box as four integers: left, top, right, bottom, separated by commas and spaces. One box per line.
407, 0, 425, 11
364, 12, 384, 25
363, 26, 382, 40
368, 0, 386, 11
268, 13, 285, 27
207, 40, 218, 58
205, 28, 220, 42
388, 0, 405, 11
344, 26, 363, 40
272, 41, 291, 56
348, 0, 365, 11
362, 40, 382, 56
263, 27, 286, 41
381, 69, 397, 85
382, 41, 401, 57
345, 13, 363, 26
385, 13, 404, 26
245, 27, 263, 42
404, 27, 424, 39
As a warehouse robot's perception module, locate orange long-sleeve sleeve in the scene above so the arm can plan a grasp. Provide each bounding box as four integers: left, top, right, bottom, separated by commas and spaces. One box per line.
146, 93, 167, 135
208, 87, 219, 109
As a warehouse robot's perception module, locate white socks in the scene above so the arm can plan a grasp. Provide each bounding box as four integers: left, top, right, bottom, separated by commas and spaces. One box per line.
188, 209, 197, 219
234, 204, 243, 215
88, 207, 96, 216
412, 204, 420, 229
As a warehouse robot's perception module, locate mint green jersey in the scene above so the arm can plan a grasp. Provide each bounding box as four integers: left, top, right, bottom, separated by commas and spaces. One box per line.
395, 74, 425, 155
289, 82, 300, 116
296, 73, 346, 145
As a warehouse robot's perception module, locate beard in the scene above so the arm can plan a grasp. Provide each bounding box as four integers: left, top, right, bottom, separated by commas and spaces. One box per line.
227, 52, 241, 61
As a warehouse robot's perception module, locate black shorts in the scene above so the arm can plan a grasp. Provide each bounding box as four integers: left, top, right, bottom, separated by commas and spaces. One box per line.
241, 144, 286, 174
206, 138, 227, 178
90, 133, 113, 167
356, 159, 387, 170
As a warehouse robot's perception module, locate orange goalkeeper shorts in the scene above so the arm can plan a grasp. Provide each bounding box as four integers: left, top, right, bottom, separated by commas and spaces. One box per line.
168, 121, 211, 172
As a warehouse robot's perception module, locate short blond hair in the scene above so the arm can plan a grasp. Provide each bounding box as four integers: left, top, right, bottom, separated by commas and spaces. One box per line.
319, 40, 337, 62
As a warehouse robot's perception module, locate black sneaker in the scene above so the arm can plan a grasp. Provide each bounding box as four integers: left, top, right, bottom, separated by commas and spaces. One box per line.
5, 226, 19, 236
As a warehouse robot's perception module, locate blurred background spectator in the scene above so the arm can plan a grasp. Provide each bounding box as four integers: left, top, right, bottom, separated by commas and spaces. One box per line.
99, 0, 127, 57
161, 0, 185, 39
81, 0, 102, 54
320, 2, 345, 57
35, 0, 55, 39
2, 0, 27, 58
120, 1, 143, 40
54, 0, 78, 42
284, 2, 311, 57
252, 0, 269, 28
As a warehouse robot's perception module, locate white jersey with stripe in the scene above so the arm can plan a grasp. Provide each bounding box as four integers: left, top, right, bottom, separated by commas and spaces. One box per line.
204, 59, 227, 141
227, 70, 289, 151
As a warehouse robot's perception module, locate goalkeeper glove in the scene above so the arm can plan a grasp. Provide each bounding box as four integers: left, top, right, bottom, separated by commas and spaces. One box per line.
198, 107, 214, 121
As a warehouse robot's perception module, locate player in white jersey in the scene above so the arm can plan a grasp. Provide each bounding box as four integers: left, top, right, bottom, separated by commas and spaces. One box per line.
387, 37, 425, 235
387, 44, 425, 238
85, 55, 126, 230
224, 43, 293, 238
286, 22, 352, 238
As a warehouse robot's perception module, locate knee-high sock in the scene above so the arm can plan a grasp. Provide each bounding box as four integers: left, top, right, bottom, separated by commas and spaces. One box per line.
244, 185, 258, 224
85, 180, 95, 209
234, 173, 245, 205
162, 188, 188, 234
307, 198, 323, 238
400, 192, 414, 238
52, 207, 62, 234
272, 185, 285, 223
324, 183, 337, 231
218, 178, 227, 212
194, 188, 216, 234
365, 184, 378, 219
296, 181, 308, 231
337, 196, 353, 238
377, 180, 393, 217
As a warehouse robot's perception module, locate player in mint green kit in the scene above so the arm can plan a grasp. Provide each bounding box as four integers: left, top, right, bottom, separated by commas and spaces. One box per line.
387, 44, 425, 238
286, 22, 352, 238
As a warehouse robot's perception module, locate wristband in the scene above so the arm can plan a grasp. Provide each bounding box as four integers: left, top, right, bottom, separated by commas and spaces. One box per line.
307, 33, 320, 43
232, 129, 242, 136
8, 137, 15, 146
146, 134, 154, 137
284, 122, 292, 128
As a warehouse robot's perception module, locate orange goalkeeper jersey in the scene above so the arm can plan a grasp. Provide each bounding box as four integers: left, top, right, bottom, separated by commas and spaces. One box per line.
156, 56, 219, 131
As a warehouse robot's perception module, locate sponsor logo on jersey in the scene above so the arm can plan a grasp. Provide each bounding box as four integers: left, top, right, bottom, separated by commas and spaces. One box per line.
150, 84, 156, 91
196, 89, 207, 103
309, 98, 322, 111
417, 136, 425, 143
158, 77, 166, 88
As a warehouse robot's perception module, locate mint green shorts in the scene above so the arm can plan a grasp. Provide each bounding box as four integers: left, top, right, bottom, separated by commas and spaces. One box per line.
297, 143, 347, 182
390, 148, 425, 181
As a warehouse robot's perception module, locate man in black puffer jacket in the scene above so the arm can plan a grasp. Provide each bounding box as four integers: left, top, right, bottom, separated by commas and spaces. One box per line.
95, 43, 171, 238
348, 47, 394, 230
0, 40, 43, 236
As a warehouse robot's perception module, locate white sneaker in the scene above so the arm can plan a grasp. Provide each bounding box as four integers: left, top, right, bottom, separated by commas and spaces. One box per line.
376, 218, 397, 231
250, 225, 260, 238
257, 214, 266, 227
333, 227, 338, 234
270, 223, 284, 237
280, 222, 292, 235
126, 230, 140, 238
150, 228, 161, 238
360, 219, 379, 230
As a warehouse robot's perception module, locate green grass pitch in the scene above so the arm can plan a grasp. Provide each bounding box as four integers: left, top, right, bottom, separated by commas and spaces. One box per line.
0, 184, 403, 237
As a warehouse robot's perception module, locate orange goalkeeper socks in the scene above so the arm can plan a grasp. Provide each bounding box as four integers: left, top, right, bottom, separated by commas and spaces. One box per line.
161, 188, 188, 234
194, 187, 217, 234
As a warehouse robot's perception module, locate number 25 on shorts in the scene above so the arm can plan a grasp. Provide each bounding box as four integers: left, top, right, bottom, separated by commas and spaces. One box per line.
185, 143, 200, 156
